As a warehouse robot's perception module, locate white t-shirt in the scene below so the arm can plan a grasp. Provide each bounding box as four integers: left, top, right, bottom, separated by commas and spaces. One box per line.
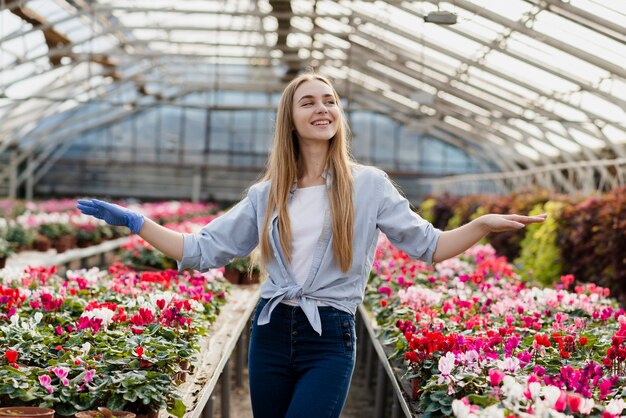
282, 184, 328, 306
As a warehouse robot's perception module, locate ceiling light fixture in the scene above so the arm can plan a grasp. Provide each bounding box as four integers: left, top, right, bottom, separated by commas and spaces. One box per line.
424, 10, 457, 25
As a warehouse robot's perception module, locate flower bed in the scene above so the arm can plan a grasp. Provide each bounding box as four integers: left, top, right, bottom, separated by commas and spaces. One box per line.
0, 200, 219, 255
0, 264, 230, 417
364, 236, 626, 418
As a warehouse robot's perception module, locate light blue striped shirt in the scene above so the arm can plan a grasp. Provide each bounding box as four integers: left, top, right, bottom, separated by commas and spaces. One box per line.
177, 165, 440, 335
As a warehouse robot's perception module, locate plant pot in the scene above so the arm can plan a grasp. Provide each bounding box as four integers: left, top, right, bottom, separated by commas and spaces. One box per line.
239, 271, 260, 285
77, 238, 91, 248
0, 257, 6, 269
223, 267, 241, 284
34, 236, 51, 252
75, 411, 136, 418
0, 407, 55, 418
53, 240, 68, 254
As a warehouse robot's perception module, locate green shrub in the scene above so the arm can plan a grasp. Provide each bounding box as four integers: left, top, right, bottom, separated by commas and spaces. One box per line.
515, 201, 564, 286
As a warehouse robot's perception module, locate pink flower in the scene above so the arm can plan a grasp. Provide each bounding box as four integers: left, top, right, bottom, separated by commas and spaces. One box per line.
82, 369, 96, 384
51, 366, 70, 386
554, 390, 567, 412
378, 286, 392, 297
488, 368, 505, 386
39, 375, 53, 394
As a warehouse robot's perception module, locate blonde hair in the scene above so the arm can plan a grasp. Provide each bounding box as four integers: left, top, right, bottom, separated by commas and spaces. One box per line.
259, 73, 355, 272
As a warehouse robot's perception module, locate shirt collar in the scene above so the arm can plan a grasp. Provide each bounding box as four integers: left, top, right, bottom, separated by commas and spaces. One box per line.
290, 166, 333, 195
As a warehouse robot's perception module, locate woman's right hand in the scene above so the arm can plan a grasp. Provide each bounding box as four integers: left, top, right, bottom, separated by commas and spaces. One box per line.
76, 199, 145, 234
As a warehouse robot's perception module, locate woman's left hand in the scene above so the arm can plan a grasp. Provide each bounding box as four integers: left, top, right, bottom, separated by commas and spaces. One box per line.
479, 213, 548, 233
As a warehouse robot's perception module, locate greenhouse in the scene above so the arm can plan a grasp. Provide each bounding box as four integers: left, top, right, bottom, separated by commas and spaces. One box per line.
0, 0, 625, 417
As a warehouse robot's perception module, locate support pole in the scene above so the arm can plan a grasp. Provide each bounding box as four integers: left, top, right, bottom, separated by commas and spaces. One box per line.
202, 395, 215, 418
374, 360, 387, 418
8, 147, 19, 199
221, 359, 231, 418
26, 154, 35, 200
236, 334, 245, 388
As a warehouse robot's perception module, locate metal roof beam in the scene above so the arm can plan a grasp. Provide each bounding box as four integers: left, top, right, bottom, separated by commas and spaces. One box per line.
346, 10, 625, 159
437, 0, 626, 79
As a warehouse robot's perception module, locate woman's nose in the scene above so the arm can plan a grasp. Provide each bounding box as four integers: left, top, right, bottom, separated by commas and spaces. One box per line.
314, 102, 328, 113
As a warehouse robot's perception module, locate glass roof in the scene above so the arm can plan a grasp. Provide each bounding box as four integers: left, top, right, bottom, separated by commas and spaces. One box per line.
1, 0, 625, 169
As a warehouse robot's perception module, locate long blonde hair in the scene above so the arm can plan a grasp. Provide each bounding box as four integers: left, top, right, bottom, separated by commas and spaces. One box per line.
259, 73, 355, 272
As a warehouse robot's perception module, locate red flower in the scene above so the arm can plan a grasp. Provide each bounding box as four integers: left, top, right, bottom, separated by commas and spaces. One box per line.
567, 395, 581, 413
135, 346, 144, 358
579, 336, 588, 346
4, 350, 18, 363
380, 300, 387, 308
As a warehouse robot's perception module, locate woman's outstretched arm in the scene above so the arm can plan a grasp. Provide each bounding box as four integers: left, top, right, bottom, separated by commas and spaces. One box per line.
77, 199, 184, 261
137, 218, 184, 261
431, 213, 547, 263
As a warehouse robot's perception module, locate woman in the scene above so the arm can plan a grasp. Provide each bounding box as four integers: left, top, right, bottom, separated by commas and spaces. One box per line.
77, 73, 546, 418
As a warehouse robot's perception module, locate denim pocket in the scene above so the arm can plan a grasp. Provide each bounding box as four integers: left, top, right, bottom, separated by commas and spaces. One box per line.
250, 298, 267, 334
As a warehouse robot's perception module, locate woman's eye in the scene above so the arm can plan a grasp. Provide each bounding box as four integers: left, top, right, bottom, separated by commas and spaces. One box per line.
302, 103, 312, 107
326, 101, 336, 105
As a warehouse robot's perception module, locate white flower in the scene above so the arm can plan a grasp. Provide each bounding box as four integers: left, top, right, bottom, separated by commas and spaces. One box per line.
34, 312, 43, 324
452, 399, 471, 418
188, 299, 204, 312
438, 352, 456, 384
496, 356, 520, 373
81, 307, 116, 327
81, 342, 91, 356
579, 398, 594, 415
483, 405, 504, 418
606, 398, 626, 415
149, 291, 175, 307
541, 385, 562, 407
501, 376, 524, 403
527, 381, 541, 400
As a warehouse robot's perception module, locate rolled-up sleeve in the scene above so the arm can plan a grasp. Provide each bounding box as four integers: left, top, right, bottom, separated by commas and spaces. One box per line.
375, 171, 440, 263
177, 186, 259, 272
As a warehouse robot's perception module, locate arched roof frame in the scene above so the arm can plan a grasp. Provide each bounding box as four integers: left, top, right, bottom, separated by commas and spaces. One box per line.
0, 0, 624, 181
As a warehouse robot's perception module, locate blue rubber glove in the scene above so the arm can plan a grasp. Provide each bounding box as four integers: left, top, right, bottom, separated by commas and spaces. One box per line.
76, 199, 145, 234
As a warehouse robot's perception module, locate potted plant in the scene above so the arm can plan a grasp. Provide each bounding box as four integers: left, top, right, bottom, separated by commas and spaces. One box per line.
75, 408, 135, 418
39, 223, 73, 253
55, 223, 74, 253
0, 407, 55, 418
5, 223, 35, 252
225, 256, 260, 285
76, 225, 102, 248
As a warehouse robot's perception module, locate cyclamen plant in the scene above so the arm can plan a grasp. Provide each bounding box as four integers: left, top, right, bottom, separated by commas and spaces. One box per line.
0, 263, 229, 417
365, 236, 626, 418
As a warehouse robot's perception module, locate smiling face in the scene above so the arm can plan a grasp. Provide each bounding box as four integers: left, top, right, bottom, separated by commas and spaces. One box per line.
291, 79, 340, 144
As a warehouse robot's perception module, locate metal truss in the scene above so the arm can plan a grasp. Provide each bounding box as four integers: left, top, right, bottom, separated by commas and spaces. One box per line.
1, 0, 625, 197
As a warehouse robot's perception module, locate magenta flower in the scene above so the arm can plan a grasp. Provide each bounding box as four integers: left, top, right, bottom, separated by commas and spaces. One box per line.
51, 366, 70, 386
378, 286, 392, 297
488, 368, 505, 386
82, 369, 96, 384
38, 375, 53, 394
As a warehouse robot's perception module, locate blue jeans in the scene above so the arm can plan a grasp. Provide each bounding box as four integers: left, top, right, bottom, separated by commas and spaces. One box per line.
248, 298, 357, 418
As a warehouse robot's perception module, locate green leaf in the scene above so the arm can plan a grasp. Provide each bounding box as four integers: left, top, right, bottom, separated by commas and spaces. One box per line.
468, 394, 491, 407
425, 401, 441, 413
168, 399, 187, 418
123, 389, 138, 402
